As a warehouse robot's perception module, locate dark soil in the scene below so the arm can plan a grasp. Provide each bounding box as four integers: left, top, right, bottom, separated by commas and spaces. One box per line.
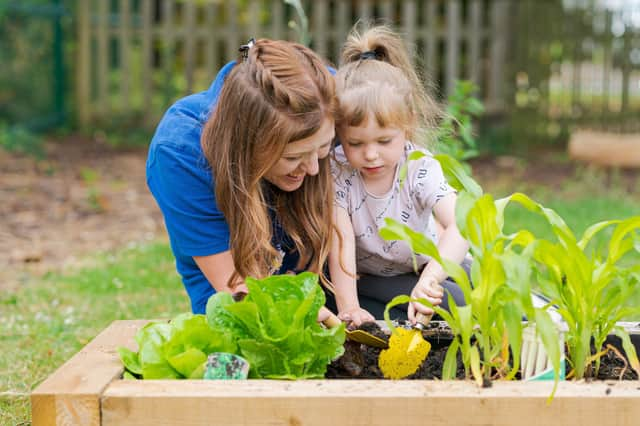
326, 322, 640, 381
326, 321, 466, 380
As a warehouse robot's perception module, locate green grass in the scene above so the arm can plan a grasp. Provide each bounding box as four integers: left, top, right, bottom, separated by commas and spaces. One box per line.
0, 242, 186, 426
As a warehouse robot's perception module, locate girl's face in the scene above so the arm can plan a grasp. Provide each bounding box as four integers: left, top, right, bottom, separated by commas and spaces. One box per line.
263, 118, 335, 192
339, 114, 407, 194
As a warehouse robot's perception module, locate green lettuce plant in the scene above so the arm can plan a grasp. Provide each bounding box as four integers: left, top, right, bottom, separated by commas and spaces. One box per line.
206, 272, 345, 379
120, 272, 345, 380
119, 312, 236, 379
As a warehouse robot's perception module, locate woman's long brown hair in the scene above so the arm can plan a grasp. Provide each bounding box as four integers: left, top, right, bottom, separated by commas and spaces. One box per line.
201, 39, 337, 289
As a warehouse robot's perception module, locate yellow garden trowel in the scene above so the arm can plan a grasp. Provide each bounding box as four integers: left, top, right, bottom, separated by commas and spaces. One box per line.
323, 312, 388, 349
379, 312, 433, 379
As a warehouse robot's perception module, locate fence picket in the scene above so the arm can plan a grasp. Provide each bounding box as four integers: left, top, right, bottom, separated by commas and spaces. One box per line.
488, 0, 508, 112
97, 0, 109, 115
468, 0, 483, 85
184, 1, 196, 93
312, 0, 329, 57
270, 0, 283, 40
77, 0, 90, 126
119, 0, 131, 110
402, 1, 416, 47
445, 0, 461, 97
226, 0, 239, 62
141, 0, 152, 123
248, 0, 261, 41
358, 0, 372, 23
424, 0, 437, 79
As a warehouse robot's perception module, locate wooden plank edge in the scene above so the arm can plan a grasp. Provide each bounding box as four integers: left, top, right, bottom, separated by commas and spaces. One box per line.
101, 379, 640, 426
31, 320, 153, 426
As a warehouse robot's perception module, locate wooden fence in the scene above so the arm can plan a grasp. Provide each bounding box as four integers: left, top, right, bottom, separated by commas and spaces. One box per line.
75, 0, 511, 127
513, 0, 640, 134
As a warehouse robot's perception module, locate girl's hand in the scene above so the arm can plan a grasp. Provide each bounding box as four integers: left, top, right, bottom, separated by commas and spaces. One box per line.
338, 306, 375, 328
408, 275, 443, 323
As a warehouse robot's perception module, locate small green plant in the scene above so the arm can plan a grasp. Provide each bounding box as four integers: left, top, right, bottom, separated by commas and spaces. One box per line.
527, 213, 640, 380
380, 191, 563, 390
0, 122, 45, 159
80, 167, 104, 212
436, 80, 485, 165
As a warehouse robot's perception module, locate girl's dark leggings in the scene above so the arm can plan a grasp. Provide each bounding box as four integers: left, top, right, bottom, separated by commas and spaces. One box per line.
324, 258, 471, 321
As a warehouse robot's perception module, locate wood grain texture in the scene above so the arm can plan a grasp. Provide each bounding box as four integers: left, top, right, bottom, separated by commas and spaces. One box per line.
568, 130, 640, 167
101, 379, 640, 426
31, 320, 151, 426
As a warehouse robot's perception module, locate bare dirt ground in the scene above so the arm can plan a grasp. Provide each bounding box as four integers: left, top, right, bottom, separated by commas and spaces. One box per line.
2, 137, 638, 292
1, 137, 166, 291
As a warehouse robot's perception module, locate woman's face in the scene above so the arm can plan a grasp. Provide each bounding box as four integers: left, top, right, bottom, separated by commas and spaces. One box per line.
263, 118, 335, 192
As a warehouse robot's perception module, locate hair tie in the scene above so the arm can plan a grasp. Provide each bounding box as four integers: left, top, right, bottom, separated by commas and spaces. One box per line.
239, 38, 256, 60
359, 50, 378, 60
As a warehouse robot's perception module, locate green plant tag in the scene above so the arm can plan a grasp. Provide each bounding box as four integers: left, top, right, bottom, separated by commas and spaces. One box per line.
204, 352, 250, 380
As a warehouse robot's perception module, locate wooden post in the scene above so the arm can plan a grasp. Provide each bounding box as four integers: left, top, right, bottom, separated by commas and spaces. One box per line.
97, 0, 109, 117
336, 0, 349, 58
379, 0, 393, 22
468, 0, 483, 85
119, 0, 131, 110
205, 2, 220, 74
312, 0, 328, 57
488, 0, 509, 113
445, 0, 461, 97
31, 320, 149, 426
248, 0, 261, 40
225, 0, 239, 62
402, 1, 416, 51
141, 0, 152, 124
76, 0, 91, 127
424, 0, 438, 80
358, 0, 372, 23
184, 0, 196, 93
162, 0, 175, 105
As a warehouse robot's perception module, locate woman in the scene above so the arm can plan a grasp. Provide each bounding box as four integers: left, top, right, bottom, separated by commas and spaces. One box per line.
147, 39, 337, 316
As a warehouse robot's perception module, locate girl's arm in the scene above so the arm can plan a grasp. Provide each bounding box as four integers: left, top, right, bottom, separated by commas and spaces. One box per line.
409, 192, 469, 321
329, 207, 375, 326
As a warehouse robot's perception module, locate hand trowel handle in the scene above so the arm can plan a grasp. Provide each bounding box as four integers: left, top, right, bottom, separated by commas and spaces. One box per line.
322, 311, 342, 329
415, 312, 433, 330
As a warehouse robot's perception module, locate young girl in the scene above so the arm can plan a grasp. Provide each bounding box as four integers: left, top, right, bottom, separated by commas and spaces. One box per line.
329, 25, 470, 326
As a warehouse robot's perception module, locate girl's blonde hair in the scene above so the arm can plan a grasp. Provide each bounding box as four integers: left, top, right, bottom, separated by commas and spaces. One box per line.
202, 39, 337, 289
336, 24, 441, 145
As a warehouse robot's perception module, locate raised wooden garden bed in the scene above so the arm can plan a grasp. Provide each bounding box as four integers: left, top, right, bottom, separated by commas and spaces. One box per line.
32, 320, 640, 426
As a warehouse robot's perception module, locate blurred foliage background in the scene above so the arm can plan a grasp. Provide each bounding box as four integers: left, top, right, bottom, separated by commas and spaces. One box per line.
2, 0, 639, 157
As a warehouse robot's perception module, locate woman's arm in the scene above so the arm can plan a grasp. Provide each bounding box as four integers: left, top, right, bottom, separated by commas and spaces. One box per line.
409, 192, 469, 320
193, 251, 248, 294
195, 251, 331, 322
329, 207, 375, 326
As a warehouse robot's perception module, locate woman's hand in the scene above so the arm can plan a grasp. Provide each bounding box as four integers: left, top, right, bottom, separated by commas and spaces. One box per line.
338, 306, 375, 328
408, 274, 443, 323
